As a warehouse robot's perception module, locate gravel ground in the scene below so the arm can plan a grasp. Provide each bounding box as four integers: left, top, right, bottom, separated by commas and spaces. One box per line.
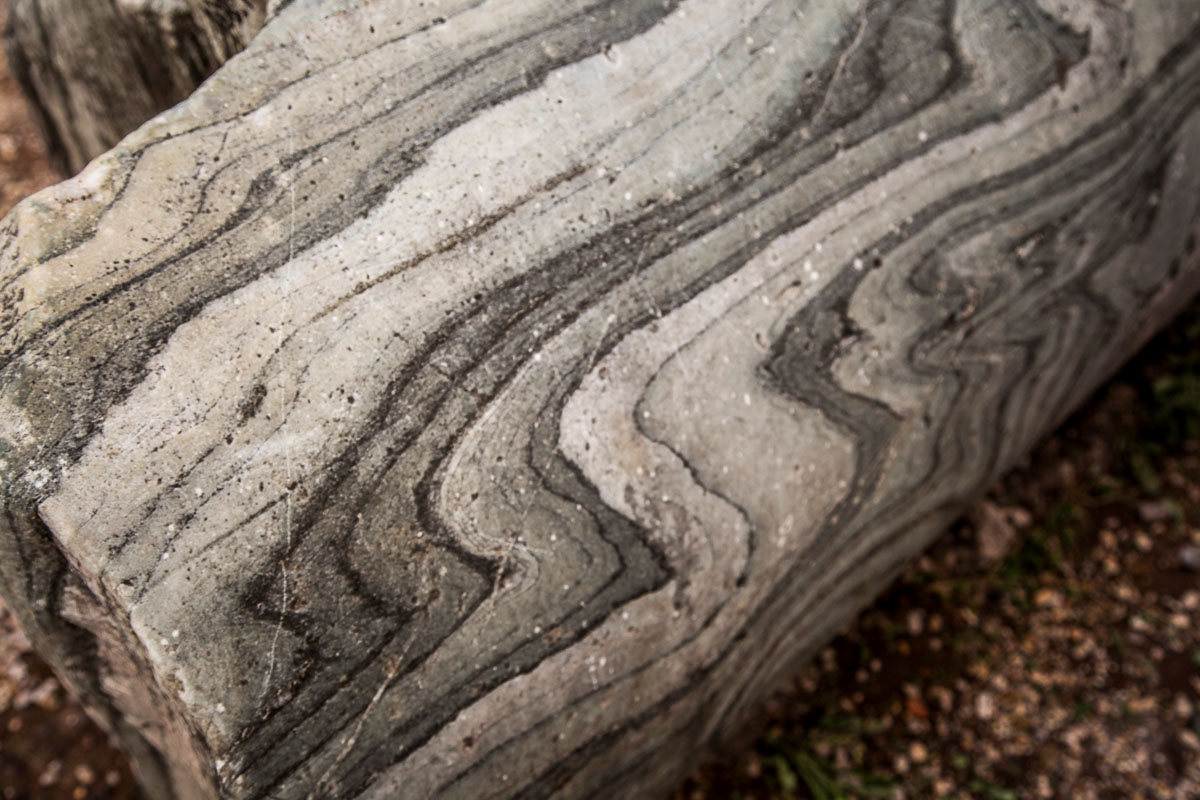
0, 4, 1197, 797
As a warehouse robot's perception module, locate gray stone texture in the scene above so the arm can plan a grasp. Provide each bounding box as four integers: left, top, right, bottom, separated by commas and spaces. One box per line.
1, 0, 1200, 797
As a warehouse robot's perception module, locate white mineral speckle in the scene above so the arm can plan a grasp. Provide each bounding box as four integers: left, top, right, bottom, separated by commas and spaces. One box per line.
24, 468, 51, 489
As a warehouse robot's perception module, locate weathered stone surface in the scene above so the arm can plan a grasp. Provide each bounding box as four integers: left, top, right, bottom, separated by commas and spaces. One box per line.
1, 1, 1200, 798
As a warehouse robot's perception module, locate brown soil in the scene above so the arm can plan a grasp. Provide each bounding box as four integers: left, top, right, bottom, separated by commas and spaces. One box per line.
0, 613, 138, 800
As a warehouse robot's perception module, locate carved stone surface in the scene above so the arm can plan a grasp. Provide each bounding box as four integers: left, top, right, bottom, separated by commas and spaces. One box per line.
2, 1, 1200, 798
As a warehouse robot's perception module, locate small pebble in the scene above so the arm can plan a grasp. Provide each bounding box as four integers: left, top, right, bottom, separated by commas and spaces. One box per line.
1035, 588, 1063, 609
1138, 499, 1174, 522
1179, 545, 1200, 572
37, 760, 61, 787
976, 691, 996, 721
73, 764, 95, 785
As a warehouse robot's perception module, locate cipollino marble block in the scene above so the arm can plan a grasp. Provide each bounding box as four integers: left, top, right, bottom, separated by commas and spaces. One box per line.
1, 1, 1199, 798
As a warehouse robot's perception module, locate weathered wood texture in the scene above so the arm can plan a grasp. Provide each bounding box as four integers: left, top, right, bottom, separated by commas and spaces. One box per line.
2, 1, 1200, 798
4, 0, 265, 174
